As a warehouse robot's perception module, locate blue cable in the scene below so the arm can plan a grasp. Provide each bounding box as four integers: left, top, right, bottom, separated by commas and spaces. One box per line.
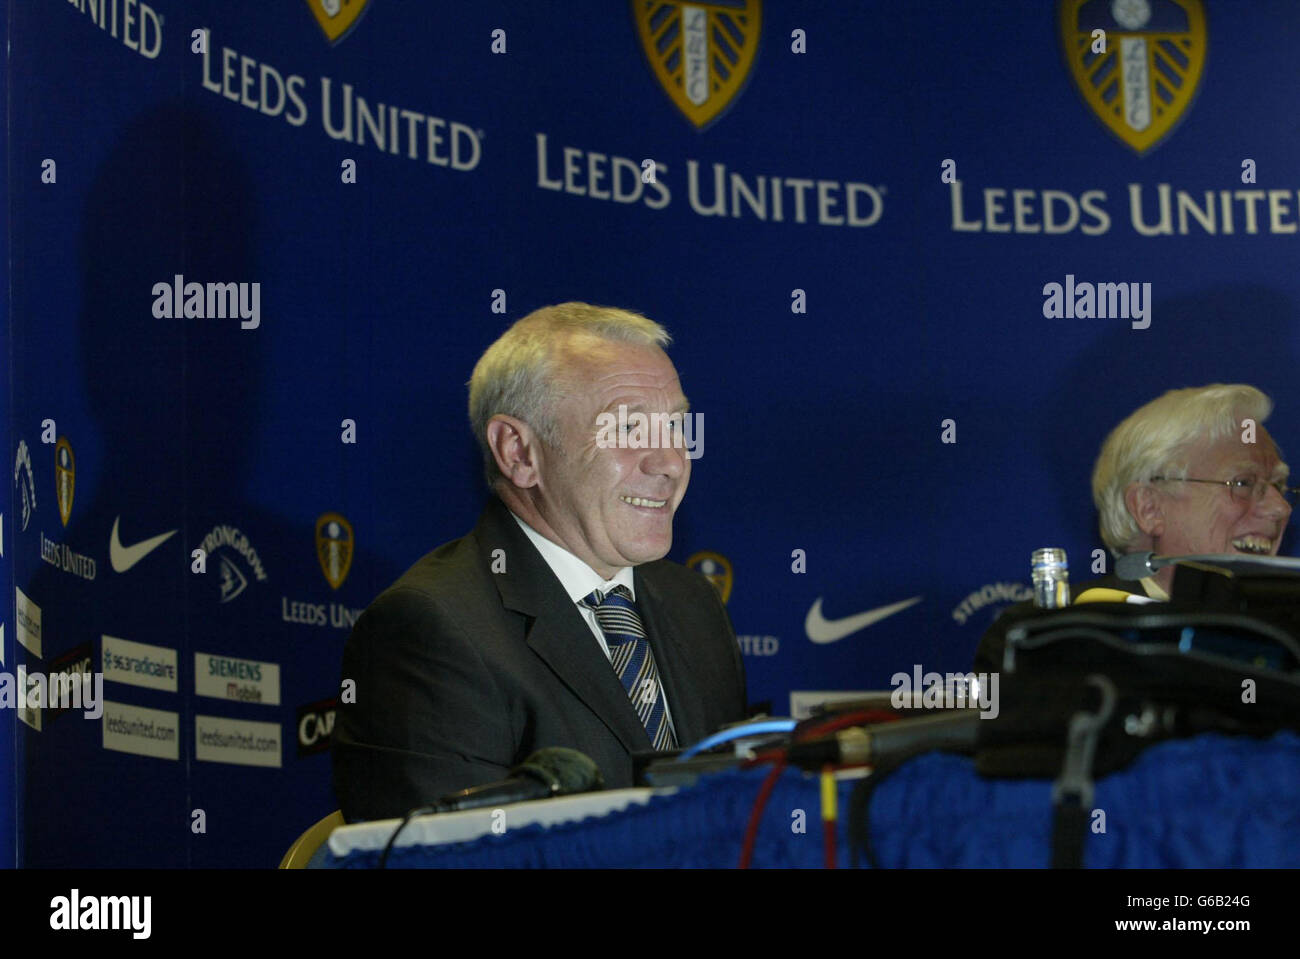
676, 719, 798, 760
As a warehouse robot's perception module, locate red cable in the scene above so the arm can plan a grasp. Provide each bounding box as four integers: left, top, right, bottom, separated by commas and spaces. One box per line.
738, 756, 787, 869
742, 748, 786, 768
823, 809, 837, 869
796, 710, 901, 743
738, 710, 903, 867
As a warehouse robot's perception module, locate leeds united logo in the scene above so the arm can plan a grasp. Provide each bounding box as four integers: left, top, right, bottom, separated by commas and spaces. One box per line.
1060, 0, 1206, 155
687, 550, 733, 603
316, 512, 354, 590
632, 1, 761, 130
306, 0, 371, 45
55, 437, 75, 527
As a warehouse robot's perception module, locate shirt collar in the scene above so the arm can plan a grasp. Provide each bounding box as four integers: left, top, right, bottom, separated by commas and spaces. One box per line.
1138, 576, 1170, 602
510, 511, 635, 604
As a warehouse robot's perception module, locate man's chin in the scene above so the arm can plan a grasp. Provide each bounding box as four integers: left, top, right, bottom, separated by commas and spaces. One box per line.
620, 535, 673, 567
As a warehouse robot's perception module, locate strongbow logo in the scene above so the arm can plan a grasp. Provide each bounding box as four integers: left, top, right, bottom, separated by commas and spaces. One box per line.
316, 512, 353, 590
14, 439, 35, 531
306, 0, 370, 45
805, 596, 922, 644
632, 0, 761, 129
109, 517, 177, 573
218, 556, 248, 602
200, 523, 268, 603
687, 550, 733, 602
951, 581, 1034, 626
1060, 0, 1206, 155
55, 437, 75, 527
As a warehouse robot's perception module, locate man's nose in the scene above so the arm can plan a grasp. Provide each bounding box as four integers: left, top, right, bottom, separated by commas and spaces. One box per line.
643, 438, 686, 478
1257, 483, 1292, 519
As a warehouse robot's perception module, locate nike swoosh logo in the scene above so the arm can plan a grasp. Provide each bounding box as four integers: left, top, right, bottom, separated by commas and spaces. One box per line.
110, 516, 177, 573
805, 595, 923, 644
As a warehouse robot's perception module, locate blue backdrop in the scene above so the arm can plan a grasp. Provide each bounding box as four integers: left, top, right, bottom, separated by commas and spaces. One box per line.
6, 0, 1299, 866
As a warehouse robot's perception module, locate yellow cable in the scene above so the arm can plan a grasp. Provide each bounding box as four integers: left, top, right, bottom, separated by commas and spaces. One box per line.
820, 767, 837, 822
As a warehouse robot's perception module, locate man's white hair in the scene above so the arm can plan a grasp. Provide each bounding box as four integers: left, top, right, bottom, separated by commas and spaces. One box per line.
468, 302, 671, 487
1092, 384, 1278, 555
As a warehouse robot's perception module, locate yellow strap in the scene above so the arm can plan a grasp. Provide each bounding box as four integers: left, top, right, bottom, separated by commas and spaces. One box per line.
1072, 587, 1136, 604
820, 769, 837, 821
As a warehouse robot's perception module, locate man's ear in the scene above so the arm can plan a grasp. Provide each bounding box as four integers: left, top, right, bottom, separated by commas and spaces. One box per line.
1124, 482, 1164, 538
486, 414, 541, 489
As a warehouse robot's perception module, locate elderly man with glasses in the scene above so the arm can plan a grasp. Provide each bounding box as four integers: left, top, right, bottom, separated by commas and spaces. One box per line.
1090, 383, 1294, 600
976, 383, 1295, 670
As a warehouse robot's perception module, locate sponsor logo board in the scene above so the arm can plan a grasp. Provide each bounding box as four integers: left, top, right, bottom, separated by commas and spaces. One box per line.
102, 700, 180, 760
101, 636, 178, 692
195, 714, 282, 767
194, 653, 280, 705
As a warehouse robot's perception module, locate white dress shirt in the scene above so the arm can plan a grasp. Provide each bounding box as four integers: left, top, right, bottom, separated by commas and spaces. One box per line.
510, 511, 675, 731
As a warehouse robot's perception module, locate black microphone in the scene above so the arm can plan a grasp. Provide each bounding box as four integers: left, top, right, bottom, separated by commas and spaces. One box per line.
433, 747, 604, 812
1116, 551, 1300, 581
377, 748, 605, 867
1115, 551, 1158, 580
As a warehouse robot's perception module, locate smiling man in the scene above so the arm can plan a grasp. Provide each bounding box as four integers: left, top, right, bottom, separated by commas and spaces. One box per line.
332, 303, 746, 822
1091, 383, 1293, 598
975, 383, 1293, 673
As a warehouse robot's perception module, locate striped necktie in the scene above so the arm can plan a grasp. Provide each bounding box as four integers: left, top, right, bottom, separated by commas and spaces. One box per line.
580, 585, 677, 751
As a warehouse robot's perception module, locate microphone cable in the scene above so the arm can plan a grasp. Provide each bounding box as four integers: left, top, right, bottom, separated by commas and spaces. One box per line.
377, 800, 436, 868
378, 804, 436, 869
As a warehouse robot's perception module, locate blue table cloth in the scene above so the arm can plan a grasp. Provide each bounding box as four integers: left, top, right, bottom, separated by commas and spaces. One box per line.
315, 731, 1300, 868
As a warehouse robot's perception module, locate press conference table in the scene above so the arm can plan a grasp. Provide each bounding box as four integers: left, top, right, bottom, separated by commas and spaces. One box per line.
310, 731, 1300, 868
314, 787, 675, 866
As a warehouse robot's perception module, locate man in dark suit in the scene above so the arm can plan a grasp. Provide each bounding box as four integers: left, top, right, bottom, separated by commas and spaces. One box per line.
976, 383, 1293, 673
333, 303, 747, 822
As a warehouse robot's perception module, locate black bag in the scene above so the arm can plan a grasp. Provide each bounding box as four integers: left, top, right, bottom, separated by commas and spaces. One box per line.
978, 595, 1300, 866
851, 569, 1300, 868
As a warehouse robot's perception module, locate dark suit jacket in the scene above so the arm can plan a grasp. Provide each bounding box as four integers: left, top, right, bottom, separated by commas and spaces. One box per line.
332, 496, 748, 822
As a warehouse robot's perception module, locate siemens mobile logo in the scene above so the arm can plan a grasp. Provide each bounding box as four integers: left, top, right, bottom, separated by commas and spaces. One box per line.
195, 653, 280, 706
208, 657, 261, 681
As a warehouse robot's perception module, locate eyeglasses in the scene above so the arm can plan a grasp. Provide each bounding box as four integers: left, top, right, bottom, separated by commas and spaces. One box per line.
1149, 475, 1300, 505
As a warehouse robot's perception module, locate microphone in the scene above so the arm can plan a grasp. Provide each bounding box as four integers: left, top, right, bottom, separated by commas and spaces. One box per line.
1116, 551, 1300, 581
377, 748, 605, 867
1115, 551, 1158, 581
785, 712, 980, 769
433, 747, 604, 812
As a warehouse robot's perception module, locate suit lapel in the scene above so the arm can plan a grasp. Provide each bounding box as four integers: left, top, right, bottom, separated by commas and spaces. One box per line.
473, 499, 651, 754
635, 565, 708, 747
